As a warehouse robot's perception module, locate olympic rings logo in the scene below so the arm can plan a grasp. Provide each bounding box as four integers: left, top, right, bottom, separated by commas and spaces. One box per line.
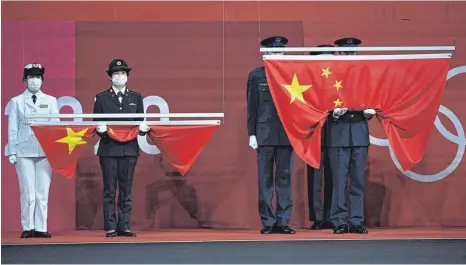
370, 66, 466, 182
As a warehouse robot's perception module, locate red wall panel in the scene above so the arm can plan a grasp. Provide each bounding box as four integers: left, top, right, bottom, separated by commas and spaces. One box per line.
2, 1, 466, 232
4, 1, 465, 22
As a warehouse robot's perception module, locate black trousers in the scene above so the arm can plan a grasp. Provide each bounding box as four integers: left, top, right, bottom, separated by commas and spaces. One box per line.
99, 156, 138, 231
327, 147, 368, 227
257, 146, 293, 227
307, 149, 333, 223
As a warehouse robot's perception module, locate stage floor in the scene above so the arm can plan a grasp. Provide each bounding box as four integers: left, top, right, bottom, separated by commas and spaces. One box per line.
2, 228, 466, 264
2, 228, 466, 263
2, 227, 466, 245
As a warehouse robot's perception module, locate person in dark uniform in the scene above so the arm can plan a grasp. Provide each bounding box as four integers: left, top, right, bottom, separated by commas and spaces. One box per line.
327, 38, 376, 234
93, 59, 150, 237
247, 36, 295, 235
307, 45, 335, 230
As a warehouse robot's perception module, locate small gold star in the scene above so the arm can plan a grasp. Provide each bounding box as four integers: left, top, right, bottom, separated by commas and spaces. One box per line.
333, 80, 343, 91
333, 98, 343, 107
321, 67, 332, 79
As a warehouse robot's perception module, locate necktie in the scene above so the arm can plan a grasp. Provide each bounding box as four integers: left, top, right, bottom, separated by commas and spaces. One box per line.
117, 92, 123, 103
32, 95, 37, 104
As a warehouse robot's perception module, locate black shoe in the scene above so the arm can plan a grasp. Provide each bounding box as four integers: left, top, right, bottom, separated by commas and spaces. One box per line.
321, 221, 334, 230
276, 226, 296, 234
116, 230, 136, 237
260, 226, 274, 234
333, 225, 348, 234
105, 231, 117, 237
20, 230, 34, 238
349, 224, 368, 234
311, 221, 323, 230
34, 231, 52, 238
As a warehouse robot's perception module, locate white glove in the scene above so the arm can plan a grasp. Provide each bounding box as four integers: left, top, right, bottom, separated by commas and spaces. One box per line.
363, 108, 376, 117
333, 108, 348, 118
96, 125, 107, 133
139, 123, 150, 133
249, 135, 258, 150
9, 155, 17, 164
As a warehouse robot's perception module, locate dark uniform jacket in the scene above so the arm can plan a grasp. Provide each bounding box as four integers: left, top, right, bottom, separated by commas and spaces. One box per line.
321, 121, 329, 148
326, 111, 372, 147
247, 67, 291, 146
93, 87, 145, 156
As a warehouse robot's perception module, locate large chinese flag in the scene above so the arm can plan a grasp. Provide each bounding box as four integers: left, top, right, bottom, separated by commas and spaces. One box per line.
263, 55, 450, 170
31, 126, 96, 179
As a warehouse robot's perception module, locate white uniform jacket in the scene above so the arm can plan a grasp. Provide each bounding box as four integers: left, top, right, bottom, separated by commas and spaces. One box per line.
7, 90, 59, 158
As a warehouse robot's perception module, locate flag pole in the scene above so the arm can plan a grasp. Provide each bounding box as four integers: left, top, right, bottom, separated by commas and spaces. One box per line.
260, 46, 456, 53
28, 120, 222, 126
25, 113, 225, 119
262, 53, 452, 61
25, 113, 224, 126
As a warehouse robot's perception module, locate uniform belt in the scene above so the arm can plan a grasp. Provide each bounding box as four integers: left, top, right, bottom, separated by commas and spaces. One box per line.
339, 111, 366, 123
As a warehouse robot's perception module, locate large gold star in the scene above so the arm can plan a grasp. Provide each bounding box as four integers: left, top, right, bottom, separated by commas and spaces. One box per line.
281, 74, 312, 104
55, 128, 89, 154
333, 98, 343, 107
321, 67, 332, 79
333, 80, 343, 91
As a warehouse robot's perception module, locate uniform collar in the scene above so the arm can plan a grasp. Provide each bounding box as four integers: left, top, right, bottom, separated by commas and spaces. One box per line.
112, 86, 126, 95
24, 89, 44, 99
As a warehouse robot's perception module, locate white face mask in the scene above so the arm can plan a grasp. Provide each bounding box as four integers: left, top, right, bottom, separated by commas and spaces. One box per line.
112, 74, 127, 88
27, 77, 42, 93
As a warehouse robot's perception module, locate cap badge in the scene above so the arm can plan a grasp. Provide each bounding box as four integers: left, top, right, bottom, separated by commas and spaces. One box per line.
346, 39, 353, 44
275, 37, 282, 43
116, 61, 122, 66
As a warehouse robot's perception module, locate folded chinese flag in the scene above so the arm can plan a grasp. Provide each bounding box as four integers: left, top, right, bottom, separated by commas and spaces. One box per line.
31, 126, 96, 178
147, 125, 218, 175
31, 124, 218, 178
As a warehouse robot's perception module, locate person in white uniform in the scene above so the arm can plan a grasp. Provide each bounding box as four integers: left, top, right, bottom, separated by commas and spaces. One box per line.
6, 63, 59, 238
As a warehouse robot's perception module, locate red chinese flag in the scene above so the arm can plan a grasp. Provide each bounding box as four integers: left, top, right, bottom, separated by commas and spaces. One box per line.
106, 124, 217, 175
147, 125, 218, 175
264, 55, 450, 170
106, 125, 140, 142
31, 125, 96, 178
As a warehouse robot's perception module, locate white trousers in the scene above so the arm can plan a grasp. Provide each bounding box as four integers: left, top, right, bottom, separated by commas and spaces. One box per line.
15, 157, 52, 232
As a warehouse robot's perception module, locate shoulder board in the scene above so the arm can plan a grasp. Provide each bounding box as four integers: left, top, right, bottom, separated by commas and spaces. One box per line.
95, 90, 111, 98
128, 90, 142, 97
44, 94, 57, 100
250, 67, 264, 75
12, 94, 22, 102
